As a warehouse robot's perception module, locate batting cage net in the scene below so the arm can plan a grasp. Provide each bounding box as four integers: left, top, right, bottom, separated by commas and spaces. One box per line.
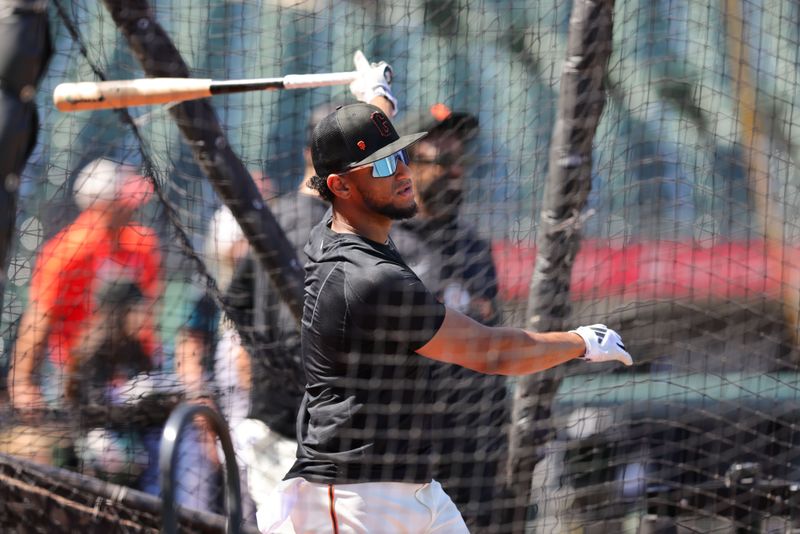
2, 0, 800, 532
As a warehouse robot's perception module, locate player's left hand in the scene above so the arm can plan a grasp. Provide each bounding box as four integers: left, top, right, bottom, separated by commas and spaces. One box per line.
349, 50, 398, 116
571, 324, 633, 366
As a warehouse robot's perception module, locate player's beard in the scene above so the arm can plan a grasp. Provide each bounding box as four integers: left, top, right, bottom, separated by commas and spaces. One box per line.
365, 195, 418, 220
358, 182, 418, 220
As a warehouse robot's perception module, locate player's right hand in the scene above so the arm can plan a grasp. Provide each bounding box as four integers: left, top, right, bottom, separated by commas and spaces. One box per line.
349, 50, 398, 116
570, 324, 633, 366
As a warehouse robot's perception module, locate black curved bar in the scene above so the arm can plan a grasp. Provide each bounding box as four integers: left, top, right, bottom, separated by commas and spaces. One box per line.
159, 402, 242, 534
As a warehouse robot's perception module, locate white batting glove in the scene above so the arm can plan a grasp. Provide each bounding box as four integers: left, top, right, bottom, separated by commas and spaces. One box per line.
570, 324, 633, 366
349, 50, 398, 116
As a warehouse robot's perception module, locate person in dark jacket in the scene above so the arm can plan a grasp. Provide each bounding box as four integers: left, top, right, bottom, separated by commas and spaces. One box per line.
391, 105, 512, 531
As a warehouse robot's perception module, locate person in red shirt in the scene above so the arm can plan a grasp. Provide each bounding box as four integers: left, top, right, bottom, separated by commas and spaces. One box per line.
9, 157, 160, 414
9, 159, 219, 510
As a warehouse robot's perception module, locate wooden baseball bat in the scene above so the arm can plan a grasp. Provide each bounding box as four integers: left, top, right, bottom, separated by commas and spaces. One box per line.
53, 71, 359, 112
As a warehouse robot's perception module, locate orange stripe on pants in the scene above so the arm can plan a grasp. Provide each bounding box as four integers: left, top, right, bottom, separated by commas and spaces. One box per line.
328, 484, 339, 534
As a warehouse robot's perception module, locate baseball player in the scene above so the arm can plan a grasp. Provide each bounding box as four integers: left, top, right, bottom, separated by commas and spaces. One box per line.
258, 54, 633, 533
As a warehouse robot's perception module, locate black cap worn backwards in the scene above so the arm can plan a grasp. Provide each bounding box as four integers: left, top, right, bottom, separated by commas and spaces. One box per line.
311, 103, 427, 179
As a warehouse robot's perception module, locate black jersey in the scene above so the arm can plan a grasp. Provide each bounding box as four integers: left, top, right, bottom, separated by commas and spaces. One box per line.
286, 215, 447, 484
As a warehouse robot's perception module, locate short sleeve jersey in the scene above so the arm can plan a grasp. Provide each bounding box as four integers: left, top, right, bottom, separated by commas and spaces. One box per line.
286, 217, 446, 484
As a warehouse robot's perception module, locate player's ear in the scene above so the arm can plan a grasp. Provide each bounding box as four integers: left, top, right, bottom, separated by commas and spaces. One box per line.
327, 173, 351, 199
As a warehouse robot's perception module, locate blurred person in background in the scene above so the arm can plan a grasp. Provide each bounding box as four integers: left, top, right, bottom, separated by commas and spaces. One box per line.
9, 157, 160, 413
8, 157, 215, 509
394, 105, 497, 324
177, 189, 252, 426
392, 105, 513, 531
175, 181, 254, 520
65, 276, 158, 487
176, 169, 276, 430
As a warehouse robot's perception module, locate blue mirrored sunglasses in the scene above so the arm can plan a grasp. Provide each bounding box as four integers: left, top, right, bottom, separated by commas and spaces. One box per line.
371, 149, 410, 178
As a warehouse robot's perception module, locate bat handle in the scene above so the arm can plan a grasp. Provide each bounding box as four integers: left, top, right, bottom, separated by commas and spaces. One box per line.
282, 71, 359, 90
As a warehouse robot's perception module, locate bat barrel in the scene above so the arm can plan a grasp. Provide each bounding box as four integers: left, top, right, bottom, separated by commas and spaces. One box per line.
53, 78, 214, 112
53, 71, 360, 112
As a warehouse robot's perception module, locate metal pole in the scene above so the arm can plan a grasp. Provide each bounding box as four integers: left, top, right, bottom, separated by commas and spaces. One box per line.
159, 403, 242, 534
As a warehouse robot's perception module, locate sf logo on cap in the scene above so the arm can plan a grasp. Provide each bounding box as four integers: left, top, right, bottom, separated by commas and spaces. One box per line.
371, 112, 391, 138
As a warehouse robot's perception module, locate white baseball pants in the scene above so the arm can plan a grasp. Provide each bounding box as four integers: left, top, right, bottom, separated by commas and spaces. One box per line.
257, 477, 470, 533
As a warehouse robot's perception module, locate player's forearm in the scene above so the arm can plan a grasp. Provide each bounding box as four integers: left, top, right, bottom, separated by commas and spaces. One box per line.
477, 328, 585, 375
418, 307, 585, 375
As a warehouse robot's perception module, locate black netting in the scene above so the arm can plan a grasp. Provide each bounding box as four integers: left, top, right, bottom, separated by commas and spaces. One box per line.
1, 1, 800, 532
